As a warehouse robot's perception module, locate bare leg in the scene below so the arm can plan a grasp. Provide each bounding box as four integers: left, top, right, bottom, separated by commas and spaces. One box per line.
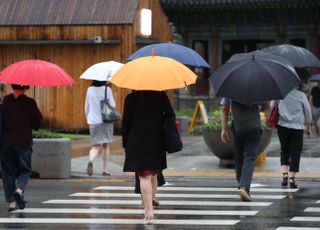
139, 175, 154, 220
102, 143, 110, 174
89, 145, 100, 162
281, 165, 289, 174
151, 174, 157, 201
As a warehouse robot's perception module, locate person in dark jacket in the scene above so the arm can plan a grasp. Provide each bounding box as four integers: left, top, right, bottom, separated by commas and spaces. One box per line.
0, 84, 43, 212
122, 90, 175, 222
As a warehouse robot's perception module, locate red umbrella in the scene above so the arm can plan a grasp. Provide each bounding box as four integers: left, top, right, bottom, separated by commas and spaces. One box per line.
0, 60, 74, 86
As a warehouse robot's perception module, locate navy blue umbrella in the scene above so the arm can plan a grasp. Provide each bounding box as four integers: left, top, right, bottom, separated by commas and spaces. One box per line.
127, 43, 211, 68
309, 74, 320, 82
209, 50, 301, 105
262, 44, 320, 68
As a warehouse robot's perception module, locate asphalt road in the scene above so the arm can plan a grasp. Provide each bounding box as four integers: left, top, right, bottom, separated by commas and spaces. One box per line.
0, 176, 319, 230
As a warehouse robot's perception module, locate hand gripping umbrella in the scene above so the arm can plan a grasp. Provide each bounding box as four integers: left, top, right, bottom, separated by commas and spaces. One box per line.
0, 59, 74, 86
209, 50, 301, 105
262, 44, 320, 68
128, 42, 211, 69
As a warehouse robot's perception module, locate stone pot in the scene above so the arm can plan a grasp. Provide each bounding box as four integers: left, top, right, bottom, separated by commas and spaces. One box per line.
32, 138, 71, 179
203, 128, 272, 168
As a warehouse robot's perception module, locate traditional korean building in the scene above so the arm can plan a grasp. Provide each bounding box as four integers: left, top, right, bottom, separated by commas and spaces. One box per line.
160, 0, 320, 98
0, 0, 173, 131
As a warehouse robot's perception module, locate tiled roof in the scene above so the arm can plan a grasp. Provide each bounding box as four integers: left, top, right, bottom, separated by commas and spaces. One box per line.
0, 0, 139, 26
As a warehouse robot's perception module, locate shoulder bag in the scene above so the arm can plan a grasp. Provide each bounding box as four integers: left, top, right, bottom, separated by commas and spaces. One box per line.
164, 116, 183, 153
100, 87, 121, 123
266, 100, 279, 128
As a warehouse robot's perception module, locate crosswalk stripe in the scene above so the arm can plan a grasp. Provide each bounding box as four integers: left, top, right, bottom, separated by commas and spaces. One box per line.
43, 199, 272, 206
277, 227, 320, 230
94, 186, 298, 192
13, 208, 259, 216
291, 217, 320, 222
0, 218, 240, 225
70, 192, 285, 200
316, 201, 320, 204
305, 207, 320, 212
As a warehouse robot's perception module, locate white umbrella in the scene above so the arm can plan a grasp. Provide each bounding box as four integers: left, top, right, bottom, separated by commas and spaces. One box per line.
80, 61, 123, 81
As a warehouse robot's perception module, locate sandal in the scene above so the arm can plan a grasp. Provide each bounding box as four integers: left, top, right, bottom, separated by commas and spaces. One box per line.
289, 177, 298, 189
144, 211, 154, 225
281, 172, 288, 186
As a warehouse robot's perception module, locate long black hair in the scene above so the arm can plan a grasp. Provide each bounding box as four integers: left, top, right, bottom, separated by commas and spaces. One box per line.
91, 80, 107, 87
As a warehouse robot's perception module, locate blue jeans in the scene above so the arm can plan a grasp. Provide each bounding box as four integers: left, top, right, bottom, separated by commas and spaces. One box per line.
232, 127, 262, 190
0, 144, 32, 203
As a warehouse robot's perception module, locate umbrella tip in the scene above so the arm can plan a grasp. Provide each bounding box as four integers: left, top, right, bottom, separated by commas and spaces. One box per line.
152, 48, 154, 57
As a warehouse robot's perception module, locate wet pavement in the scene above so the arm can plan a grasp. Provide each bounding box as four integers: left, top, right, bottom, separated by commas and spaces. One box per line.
0, 176, 319, 229
0, 131, 319, 229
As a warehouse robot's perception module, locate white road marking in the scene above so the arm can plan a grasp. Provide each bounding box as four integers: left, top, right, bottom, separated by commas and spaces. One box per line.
277, 227, 320, 230
13, 208, 259, 216
94, 186, 298, 193
70, 192, 285, 200
43, 199, 272, 206
0, 218, 240, 225
305, 207, 320, 212
291, 217, 320, 222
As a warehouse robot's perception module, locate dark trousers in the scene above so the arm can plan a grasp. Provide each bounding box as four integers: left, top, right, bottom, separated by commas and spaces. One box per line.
0, 144, 32, 203
277, 125, 303, 172
232, 128, 262, 190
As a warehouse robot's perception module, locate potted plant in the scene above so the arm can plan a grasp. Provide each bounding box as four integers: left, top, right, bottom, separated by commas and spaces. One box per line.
202, 108, 272, 168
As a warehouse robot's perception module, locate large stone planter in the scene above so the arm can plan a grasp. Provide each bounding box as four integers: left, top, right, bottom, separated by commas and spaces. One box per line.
203, 129, 272, 168
32, 138, 71, 179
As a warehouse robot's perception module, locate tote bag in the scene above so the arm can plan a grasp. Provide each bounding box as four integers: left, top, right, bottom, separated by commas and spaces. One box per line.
164, 116, 183, 153
100, 87, 121, 123
266, 100, 279, 128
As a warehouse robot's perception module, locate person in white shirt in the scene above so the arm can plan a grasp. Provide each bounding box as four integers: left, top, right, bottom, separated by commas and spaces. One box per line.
277, 84, 312, 188
85, 80, 116, 176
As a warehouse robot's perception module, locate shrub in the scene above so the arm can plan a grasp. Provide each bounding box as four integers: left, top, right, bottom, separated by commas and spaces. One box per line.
32, 129, 63, 139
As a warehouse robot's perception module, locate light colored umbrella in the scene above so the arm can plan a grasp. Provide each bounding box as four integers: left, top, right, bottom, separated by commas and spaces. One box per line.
80, 61, 123, 81
111, 56, 197, 91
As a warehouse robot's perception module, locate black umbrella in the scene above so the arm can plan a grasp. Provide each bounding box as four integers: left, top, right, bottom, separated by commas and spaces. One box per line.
209, 50, 301, 105
262, 44, 320, 68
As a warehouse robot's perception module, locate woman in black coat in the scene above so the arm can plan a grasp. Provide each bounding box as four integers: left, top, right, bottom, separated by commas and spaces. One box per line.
122, 90, 175, 222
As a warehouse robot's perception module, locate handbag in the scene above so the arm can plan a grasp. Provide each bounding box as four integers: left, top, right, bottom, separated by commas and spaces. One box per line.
164, 116, 183, 153
100, 87, 121, 123
266, 100, 279, 128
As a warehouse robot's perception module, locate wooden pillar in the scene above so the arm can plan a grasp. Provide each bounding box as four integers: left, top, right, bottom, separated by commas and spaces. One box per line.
210, 31, 219, 69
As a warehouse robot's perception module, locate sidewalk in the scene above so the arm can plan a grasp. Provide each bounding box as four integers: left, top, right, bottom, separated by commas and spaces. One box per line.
71, 133, 320, 178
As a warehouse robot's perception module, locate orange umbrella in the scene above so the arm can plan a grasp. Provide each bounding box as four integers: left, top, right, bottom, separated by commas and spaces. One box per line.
110, 56, 197, 91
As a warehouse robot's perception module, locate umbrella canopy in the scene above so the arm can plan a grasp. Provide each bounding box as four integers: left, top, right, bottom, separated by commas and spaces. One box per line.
209, 50, 301, 105
262, 44, 320, 68
309, 74, 320, 82
80, 61, 123, 81
127, 42, 211, 68
111, 56, 197, 91
0, 60, 74, 86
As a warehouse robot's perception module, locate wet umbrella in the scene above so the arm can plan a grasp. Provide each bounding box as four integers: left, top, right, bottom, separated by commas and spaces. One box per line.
262, 44, 320, 68
209, 50, 301, 105
309, 74, 320, 82
127, 42, 211, 68
111, 56, 197, 91
80, 61, 123, 82
0, 59, 74, 86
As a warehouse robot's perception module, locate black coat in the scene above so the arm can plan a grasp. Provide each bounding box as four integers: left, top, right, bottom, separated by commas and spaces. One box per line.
122, 91, 175, 172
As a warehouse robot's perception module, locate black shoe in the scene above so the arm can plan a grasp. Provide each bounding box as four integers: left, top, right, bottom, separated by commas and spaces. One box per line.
239, 187, 251, 202
289, 177, 298, 189
102, 171, 110, 176
152, 199, 160, 207
281, 172, 288, 186
87, 162, 93, 176
14, 192, 26, 210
